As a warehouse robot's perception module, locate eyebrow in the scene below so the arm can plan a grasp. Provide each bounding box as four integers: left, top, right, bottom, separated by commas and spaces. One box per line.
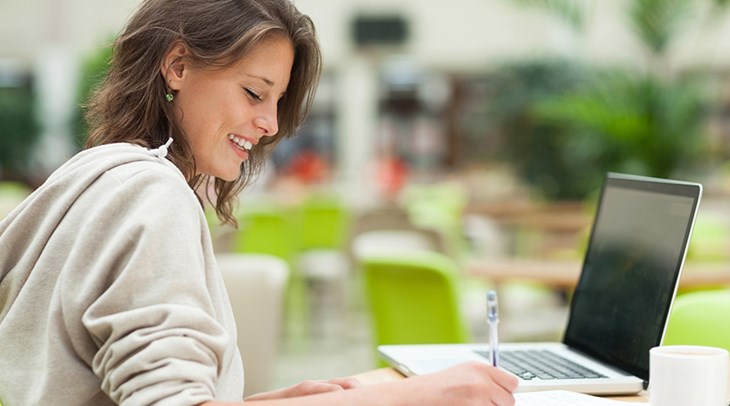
246, 74, 274, 87
246, 73, 288, 99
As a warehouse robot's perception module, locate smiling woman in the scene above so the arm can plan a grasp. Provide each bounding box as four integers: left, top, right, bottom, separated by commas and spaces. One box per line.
0, 0, 517, 405
163, 35, 294, 183
84, 0, 322, 227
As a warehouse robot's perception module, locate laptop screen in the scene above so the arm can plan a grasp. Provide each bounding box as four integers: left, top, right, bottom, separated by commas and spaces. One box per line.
563, 173, 702, 382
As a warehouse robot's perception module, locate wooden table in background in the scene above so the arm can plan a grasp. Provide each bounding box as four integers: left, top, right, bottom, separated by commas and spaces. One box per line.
467, 259, 730, 290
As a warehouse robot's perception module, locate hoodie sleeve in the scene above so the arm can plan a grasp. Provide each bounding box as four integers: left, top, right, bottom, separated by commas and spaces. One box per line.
61, 160, 234, 406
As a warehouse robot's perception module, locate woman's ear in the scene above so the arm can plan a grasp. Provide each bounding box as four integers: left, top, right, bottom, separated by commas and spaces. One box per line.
160, 42, 188, 91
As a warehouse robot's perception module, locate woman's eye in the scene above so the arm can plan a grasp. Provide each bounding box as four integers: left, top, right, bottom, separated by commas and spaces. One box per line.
244, 88, 262, 102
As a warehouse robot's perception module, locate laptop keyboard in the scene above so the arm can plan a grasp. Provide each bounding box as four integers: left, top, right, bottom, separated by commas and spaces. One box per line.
475, 349, 607, 381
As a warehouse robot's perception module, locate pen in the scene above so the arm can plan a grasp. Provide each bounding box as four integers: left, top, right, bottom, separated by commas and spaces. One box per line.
487, 290, 499, 367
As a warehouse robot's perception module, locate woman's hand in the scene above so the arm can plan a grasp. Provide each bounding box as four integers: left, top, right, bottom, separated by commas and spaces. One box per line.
397, 361, 519, 406
244, 377, 362, 401
208, 362, 516, 406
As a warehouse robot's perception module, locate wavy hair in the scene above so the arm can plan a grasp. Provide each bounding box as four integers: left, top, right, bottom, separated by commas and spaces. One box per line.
84, 0, 322, 226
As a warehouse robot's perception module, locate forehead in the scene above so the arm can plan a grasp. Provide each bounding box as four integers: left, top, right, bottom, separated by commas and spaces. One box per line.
229, 36, 294, 87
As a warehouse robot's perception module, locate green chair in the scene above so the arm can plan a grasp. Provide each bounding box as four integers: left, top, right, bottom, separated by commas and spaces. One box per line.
663, 289, 730, 352
232, 204, 298, 264
232, 203, 308, 345
360, 250, 471, 366
297, 194, 350, 252
295, 195, 352, 338
295, 194, 352, 282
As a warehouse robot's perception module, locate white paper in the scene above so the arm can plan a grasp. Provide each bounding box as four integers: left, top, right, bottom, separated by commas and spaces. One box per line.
515, 390, 647, 405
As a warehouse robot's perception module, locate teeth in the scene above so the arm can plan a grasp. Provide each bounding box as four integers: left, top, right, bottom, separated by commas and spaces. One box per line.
228, 134, 253, 151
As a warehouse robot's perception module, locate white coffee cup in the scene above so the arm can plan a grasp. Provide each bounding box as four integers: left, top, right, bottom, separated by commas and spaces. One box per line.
649, 345, 729, 406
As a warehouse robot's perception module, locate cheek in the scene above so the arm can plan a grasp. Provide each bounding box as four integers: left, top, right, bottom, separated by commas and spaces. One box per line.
182, 98, 221, 138
179, 82, 246, 144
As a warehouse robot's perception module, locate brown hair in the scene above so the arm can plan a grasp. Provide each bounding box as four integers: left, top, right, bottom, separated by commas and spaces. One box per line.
84, 0, 322, 226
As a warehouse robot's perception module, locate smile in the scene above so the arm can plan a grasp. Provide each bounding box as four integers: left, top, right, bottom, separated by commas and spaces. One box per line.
228, 134, 253, 151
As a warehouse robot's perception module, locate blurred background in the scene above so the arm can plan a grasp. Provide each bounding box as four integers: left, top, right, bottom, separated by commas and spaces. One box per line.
4, 0, 730, 396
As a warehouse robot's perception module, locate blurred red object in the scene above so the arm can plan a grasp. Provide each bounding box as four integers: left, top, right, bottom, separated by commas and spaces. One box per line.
286, 150, 330, 184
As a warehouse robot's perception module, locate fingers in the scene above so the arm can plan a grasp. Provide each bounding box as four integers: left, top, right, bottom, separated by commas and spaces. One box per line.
244, 376, 362, 401
243, 378, 357, 401
486, 384, 516, 406
488, 366, 519, 392
458, 361, 518, 391
287, 377, 361, 397
325, 377, 362, 390
484, 363, 517, 406
292, 380, 347, 395
458, 361, 518, 406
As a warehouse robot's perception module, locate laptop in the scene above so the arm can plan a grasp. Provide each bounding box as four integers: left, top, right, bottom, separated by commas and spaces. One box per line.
378, 173, 703, 395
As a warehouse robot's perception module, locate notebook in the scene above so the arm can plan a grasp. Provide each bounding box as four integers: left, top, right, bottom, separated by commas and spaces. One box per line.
378, 173, 702, 395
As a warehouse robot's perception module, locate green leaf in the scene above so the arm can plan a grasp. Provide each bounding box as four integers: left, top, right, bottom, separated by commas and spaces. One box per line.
533, 71, 706, 178
629, 0, 695, 55
0, 86, 40, 179
509, 0, 587, 31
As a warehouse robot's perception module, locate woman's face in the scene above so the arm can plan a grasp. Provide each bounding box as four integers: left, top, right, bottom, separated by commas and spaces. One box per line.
170, 35, 294, 181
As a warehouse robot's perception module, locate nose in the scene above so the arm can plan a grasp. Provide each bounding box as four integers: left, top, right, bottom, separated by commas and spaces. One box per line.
253, 101, 279, 138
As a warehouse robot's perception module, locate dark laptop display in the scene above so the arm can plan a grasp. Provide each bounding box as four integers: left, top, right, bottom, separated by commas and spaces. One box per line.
377, 172, 702, 395
564, 173, 702, 383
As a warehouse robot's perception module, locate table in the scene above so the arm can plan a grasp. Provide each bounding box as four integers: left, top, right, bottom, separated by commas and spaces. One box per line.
352, 367, 648, 402
467, 258, 730, 290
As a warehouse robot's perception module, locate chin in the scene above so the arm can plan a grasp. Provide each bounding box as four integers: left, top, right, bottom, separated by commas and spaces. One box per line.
203, 168, 239, 182
205, 162, 242, 182
218, 172, 240, 182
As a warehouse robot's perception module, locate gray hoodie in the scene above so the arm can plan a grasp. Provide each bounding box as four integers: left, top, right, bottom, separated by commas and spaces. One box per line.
0, 143, 243, 405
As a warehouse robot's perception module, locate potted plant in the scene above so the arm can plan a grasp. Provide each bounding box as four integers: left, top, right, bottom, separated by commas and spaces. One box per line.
493, 0, 728, 200
0, 75, 40, 185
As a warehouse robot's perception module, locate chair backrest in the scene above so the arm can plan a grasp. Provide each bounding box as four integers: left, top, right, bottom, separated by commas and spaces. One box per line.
233, 205, 298, 264
216, 253, 289, 397
360, 250, 471, 363
349, 206, 449, 257
663, 289, 730, 352
296, 195, 350, 251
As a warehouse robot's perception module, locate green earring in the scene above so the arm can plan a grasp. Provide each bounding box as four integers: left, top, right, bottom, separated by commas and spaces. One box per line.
165, 92, 174, 102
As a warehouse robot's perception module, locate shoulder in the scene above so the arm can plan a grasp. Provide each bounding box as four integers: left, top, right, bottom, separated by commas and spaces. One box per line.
105, 158, 189, 193
71, 144, 203, 226
78, 143, 197, 202
101, 161, 200, 217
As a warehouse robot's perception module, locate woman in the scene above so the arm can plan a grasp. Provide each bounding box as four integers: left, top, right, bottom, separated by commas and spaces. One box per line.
0, 0, 517, 405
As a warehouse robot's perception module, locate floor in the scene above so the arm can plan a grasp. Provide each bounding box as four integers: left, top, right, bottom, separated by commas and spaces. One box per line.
271, 279, 570, 390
